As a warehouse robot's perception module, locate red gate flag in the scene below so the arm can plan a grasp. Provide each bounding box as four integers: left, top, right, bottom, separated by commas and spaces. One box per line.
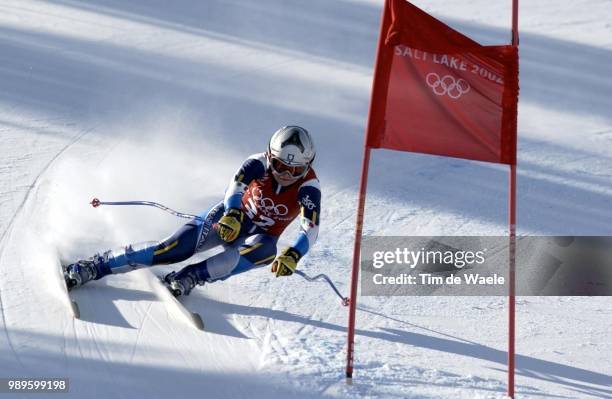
346, 2, 521, 394
367, 0, 519, 164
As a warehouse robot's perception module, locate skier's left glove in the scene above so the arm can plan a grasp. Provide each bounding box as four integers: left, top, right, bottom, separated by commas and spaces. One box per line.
271, 247, 301, 277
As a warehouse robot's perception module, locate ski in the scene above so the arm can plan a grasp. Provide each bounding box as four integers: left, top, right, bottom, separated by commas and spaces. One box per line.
146, 271, 205, 331
59, 263, 80, 319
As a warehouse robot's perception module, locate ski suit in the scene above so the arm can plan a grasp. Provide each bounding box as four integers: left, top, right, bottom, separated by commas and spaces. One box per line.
95, 153, 321, 282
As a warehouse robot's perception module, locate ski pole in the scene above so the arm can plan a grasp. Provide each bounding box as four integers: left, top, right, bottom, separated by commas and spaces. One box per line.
90, 197, 204, 221
294, 270, 349, 306
91, 198, 349, 306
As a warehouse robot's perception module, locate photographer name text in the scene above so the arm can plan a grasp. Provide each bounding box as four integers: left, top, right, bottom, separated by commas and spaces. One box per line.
372, 273, 505, 286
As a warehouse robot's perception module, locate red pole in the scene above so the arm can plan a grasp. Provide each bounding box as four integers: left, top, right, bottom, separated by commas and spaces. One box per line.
345, 0, 391, 382
508, 164, 517, 398
345, 146, 372, 381
512, 0, 519, 45
508, 1, 519, 398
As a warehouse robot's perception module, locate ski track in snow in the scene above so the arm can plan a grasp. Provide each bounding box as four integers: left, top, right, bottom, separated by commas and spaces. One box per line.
0, 120, 92, 375
1, 1, 612, 398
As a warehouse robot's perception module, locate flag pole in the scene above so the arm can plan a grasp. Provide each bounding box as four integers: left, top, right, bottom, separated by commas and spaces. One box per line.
508, 1, 519, 398
345, 0, 391, 382
508, 163, 517, 398
346, 145, 372, 381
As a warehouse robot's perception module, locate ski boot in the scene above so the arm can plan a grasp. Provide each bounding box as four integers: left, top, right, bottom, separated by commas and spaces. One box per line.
163, 264, 210, 297
163, 271, 196, 297
64, 252, 111, 291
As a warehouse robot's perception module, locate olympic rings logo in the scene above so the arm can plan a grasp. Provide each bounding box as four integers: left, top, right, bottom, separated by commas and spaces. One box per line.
426, 73, 470, 99
251, 188, 289, 217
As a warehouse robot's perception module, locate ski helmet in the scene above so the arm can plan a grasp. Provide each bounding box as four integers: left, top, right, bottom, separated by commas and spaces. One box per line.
267, 126, 315, 185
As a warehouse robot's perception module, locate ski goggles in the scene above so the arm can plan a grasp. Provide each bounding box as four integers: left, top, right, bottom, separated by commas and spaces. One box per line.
270, 156, 309, 177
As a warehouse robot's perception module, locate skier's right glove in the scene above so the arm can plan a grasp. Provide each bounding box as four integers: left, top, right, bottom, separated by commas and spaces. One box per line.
217, 208, 244, 242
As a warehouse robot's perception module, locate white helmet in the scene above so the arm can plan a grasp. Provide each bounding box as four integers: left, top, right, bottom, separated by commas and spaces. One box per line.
267, 126, 315, 185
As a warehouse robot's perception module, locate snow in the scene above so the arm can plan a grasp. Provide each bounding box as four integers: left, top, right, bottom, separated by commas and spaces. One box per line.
1, 1, 611, 398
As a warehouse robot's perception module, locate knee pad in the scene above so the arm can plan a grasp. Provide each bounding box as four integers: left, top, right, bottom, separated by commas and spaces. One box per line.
239, 234, 278, 265
205, 249, 240, 280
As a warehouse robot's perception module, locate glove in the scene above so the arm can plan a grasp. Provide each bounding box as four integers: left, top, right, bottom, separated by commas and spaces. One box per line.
271, 247, 301, 277
217, 208, 244, 242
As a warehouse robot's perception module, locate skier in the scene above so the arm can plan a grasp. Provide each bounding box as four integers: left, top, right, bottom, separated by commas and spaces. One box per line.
64, 126, 321, 297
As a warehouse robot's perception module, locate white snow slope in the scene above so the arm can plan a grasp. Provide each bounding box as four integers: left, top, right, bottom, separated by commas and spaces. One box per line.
1, 1, 611, 398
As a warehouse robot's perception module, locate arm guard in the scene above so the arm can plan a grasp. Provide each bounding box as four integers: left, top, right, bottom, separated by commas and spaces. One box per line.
223, 153, 267, 210
291, 178, 321, 256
